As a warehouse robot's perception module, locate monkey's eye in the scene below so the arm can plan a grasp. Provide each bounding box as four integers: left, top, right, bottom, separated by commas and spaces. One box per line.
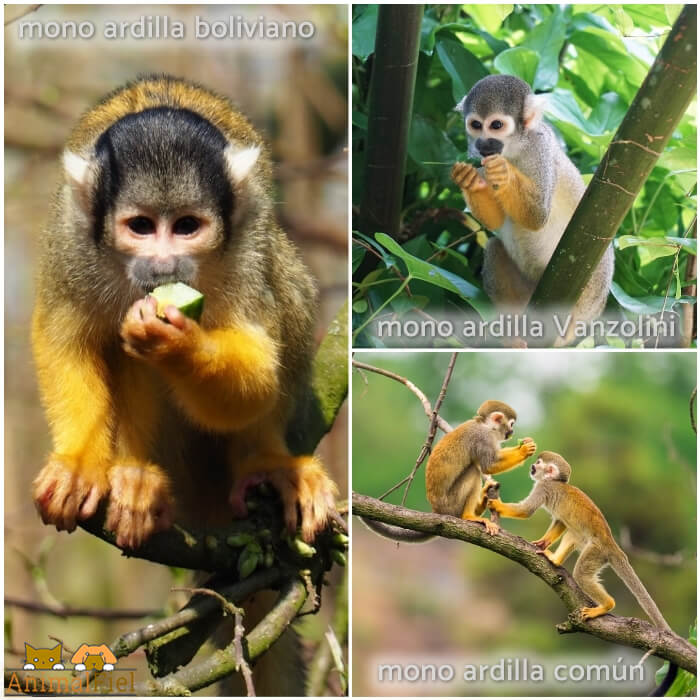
490, 120, 504, 130
469, 119, 482, 130
173, 216, 200, 235
127, 216, 155, 235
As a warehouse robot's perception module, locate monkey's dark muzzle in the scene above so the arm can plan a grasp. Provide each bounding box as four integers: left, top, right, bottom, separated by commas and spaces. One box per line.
476, 138, 503, 157
505, 428, 513, 439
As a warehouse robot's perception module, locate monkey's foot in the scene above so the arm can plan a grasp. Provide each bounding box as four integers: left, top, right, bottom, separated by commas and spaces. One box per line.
33, 456, 108, 532
531, 538, 549, 550
451, 162, 487, 192
230, 457, 338, 542
106, 464, 174, 549
463, 515, 499, 536
537, 549, 560, 565
578, 605, 611, 621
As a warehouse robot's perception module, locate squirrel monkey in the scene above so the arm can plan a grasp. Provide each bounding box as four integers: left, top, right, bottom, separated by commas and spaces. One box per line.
362, 400, 536, 541
31, 75, 337, 552
487, 451, 679, 695
452, 75, 614, 343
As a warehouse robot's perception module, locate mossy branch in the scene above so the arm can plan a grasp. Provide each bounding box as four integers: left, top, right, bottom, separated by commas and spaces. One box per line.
353, 492, 697, 675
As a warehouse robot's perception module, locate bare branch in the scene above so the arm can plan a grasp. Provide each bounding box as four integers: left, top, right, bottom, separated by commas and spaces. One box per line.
352, 360, 452, 432
352, 492, 697, 675
4, 596, 160, 620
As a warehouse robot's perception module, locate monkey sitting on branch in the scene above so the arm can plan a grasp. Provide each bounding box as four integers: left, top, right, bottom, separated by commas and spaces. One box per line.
488, 450, 680, 696
452, 75, 614, 345
363, 399, 536, 541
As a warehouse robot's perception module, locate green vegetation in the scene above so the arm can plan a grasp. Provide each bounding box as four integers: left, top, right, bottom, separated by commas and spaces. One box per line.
352, 5, 696, 348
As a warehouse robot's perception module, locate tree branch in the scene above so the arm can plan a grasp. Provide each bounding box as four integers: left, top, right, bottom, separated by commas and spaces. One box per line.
352, 492, 697, 675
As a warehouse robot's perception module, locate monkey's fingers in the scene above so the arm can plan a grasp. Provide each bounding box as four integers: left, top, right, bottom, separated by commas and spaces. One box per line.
106, 464, 174, 549
33, 457, 108, 532
451, 162, 487, 191
482, 155, 509, 189
531, 538, 549, 549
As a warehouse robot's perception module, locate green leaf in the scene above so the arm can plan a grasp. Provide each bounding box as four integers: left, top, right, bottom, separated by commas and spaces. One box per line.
610, 281, 694, 314
587, 92, 627, 134
617, 235, 697, 258
493, 48, 539, 86
435, 35, 488, 103
521, 10, 567, 91
352, 299, 368, 314
408, 114, 460, 182
352, 241, 367, 274
352, 5, 378, 61
375, 233, 488, 313
465, 4, 513, 35
569, 28, 648, 85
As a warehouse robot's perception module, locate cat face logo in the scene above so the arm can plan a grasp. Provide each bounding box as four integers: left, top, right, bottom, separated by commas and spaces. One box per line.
70, 644, 117, 671
23, 643, 65, 670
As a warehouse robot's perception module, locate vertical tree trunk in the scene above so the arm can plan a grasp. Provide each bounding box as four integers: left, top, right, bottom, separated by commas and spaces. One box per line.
357, 5, 423, 277
529, 4, 697, 311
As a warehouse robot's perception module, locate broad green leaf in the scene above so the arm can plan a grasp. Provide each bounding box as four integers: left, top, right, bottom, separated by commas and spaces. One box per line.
375, 232, 484, 304
617, 235, 697, 257
352, 5, 378, 61
493, 47, 538, 86
464, 5, 513, 35
569, 28, 647, 85
408, 114, 460, 181
435, 35, 489, 103
610, 281, 693, 314
352, 241, 366, 273
546, 89, 591, 133
521, 10, 567, 91
419, 14, 441, 54
587, 92, 627, 134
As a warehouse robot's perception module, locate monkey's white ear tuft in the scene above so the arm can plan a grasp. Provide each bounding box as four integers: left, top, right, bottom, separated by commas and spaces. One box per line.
63, 150, 91, 187
523, 93, 547, 130
491, 411, 505, 423
454, 95, 468, 114
224, 144, 260, 184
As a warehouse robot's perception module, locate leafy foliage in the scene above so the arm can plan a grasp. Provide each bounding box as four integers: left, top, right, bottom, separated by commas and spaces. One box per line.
352, 4, 696, 347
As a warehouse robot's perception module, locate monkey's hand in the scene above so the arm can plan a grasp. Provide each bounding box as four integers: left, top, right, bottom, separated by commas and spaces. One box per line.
33, 456, 107, 532
120, 296, 199, 366
105, 464, 174, 549
531, 537, 550, 550
486, 498, 504, 514
518, 437, 537, 458
482, 155, 511, 191
451, 162, 488, 192
230, 457, 338, 543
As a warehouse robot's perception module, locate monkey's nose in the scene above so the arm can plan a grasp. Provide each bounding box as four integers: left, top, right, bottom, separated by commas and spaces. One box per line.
477, 138, 503, 157
530, 465, 536, 475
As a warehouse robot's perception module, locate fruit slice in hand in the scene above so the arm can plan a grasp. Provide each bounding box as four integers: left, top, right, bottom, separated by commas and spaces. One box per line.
150, 283, 204, 321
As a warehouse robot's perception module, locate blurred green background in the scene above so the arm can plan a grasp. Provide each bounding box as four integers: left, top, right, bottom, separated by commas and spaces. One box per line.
352, 351, 696, 696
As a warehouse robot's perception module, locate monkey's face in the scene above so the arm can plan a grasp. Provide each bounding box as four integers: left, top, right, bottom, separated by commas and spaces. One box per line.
65, 106, 262, 294
109, 198, 224, 291
486, 411, 515, 441
464, 111, 515, 159
530, 455, 569, 483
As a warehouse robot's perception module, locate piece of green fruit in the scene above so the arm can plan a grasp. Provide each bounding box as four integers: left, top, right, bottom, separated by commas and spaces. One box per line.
150, 283, 204, 321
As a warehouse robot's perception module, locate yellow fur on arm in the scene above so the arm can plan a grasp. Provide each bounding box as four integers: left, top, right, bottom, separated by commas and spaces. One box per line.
163, 324, 281, 432
493, 165, 546, 231
32, 313, 113, 480
466, 188, 506, 231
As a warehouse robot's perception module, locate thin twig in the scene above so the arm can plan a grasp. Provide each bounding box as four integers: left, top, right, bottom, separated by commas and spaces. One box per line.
351, 360, 452, 433
4, 596, 161, 620
400, 353, 458, 506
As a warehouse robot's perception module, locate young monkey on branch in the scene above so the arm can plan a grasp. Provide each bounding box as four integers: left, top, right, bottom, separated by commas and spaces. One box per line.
488, 452, 674, 627
487, 451, 679, 695
362, 400, 536, 541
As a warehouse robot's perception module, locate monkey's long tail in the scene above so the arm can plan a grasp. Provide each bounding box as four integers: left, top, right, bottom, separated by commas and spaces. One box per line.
609, 551, 672, 632
360, 517, 435, 543
609, 551, 678, 697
